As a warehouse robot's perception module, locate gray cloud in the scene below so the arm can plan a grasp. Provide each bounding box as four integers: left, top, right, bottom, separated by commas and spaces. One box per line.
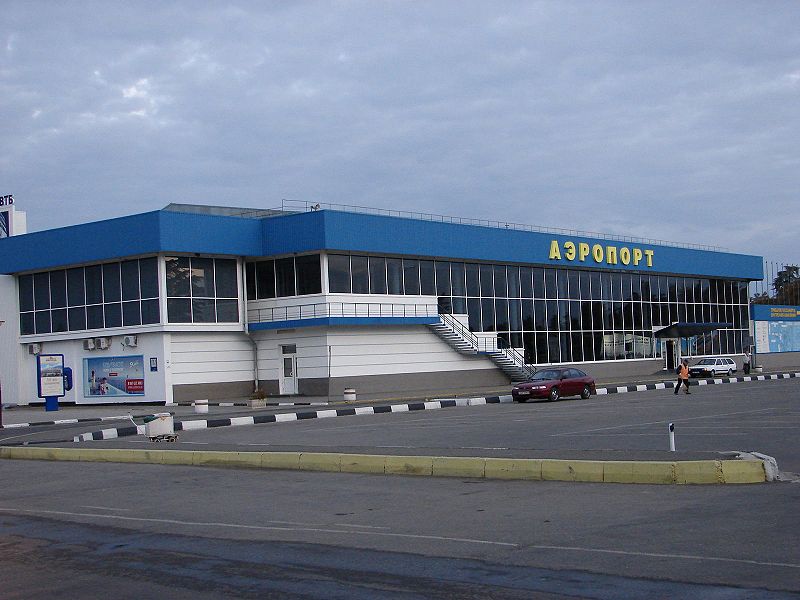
2, 1, 799, 259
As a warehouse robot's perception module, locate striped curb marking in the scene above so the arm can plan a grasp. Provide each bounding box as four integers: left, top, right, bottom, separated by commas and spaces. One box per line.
73, 396, 514, 442
176, 402, 327, 407
0, 446, 771, 484
595, 371, 800, 396
2, 414, 160, 430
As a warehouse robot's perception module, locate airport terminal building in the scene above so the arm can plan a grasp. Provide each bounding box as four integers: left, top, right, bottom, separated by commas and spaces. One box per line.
0, 202, 764, 405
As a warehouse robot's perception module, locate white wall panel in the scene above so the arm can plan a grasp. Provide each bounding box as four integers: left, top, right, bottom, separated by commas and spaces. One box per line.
327, 325, 494, 378
15, 332, 168, 405
170, 332, 254, 385
0, 275, 25, 404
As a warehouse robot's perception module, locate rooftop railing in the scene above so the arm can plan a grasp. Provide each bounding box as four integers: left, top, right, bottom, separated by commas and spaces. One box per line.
277, 199, 727, 253
248, 301, 439, 324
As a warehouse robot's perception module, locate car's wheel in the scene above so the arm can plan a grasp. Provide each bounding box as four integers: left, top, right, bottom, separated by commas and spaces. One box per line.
727, 369, 733, 376
580, 385, 591, 399
549, 387, 560, 402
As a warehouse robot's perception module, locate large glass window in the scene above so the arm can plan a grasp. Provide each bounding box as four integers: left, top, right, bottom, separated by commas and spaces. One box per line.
295, 255, 322, 296
328, 254, 351, 293
320, 252, 748, 366
351, 256, 369, 294
20, 257, 161, 334
246, 255, 322, 299
369, 257, 387, 294
167, 256, 239, 323
275, 258, 296, 297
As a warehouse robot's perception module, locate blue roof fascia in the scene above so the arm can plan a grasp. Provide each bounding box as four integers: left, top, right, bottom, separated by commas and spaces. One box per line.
261, 210, 328, 256
0, 211, 164, 274
308, 211, 763, 281
157, 210, 262, 256
0, 210, 263, 274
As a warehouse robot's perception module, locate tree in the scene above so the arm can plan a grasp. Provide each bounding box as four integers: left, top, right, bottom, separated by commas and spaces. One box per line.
774, 265, 800, 306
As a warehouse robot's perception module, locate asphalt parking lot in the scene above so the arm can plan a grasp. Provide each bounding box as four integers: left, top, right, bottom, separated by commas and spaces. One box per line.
12, 377, 794, 476
2, 377, 800, 598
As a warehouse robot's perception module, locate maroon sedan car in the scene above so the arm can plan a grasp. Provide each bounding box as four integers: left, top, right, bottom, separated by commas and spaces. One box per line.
512, 368, 596, 402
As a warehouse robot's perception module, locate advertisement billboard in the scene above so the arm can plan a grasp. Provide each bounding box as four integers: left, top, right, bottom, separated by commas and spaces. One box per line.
83, 355, 145, 397
37, 354, 65, 398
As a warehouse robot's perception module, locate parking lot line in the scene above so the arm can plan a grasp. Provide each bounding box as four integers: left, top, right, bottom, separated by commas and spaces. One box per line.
551, 407, 780, 437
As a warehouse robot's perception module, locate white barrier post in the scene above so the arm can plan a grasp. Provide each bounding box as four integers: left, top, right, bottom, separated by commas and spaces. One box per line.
669, 422, 676, 452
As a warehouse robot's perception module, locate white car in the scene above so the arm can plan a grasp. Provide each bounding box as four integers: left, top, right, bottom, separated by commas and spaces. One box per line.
688, 357, 737, 378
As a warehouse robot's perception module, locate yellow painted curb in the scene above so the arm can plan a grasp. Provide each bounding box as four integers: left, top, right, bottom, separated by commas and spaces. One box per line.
542, 459, 604, 482
432, 456, 485, 478
674, 460, 723, 484
603, 461, 676, 485
0, 447, 769, 484
192, 451, 262, 468
484, 458, 543, 480
260, 452, 301, 470
299, 452, 342, 472
719, 459, 766, 484
385, 455, 433, 476
340, 453, 387, 474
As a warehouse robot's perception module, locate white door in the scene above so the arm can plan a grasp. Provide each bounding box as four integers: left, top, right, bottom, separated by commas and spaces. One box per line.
279, 345, 298, 395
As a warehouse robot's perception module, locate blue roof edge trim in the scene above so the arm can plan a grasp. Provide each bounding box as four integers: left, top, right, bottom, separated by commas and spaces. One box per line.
0, 206, 764, 281
0, 210, 263, 273
249, 316, 439, 330
311, 211, 764, 280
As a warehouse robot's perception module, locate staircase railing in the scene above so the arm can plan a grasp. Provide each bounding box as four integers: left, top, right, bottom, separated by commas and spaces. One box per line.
439, 313, 535, 378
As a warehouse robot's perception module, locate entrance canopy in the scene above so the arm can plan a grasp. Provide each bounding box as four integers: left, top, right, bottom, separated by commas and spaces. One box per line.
654, 322, 733, 338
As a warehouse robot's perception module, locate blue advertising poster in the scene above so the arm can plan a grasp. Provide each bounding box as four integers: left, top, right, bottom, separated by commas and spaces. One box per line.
83, 355, 145, 397
767, 322, 800, 353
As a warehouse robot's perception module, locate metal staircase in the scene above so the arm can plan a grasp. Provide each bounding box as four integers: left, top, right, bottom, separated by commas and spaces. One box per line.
428, 313, 536, 382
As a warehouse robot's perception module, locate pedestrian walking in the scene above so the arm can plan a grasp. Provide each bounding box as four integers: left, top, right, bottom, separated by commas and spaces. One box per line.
674, 359, 691, 395
743, 349, 751, 375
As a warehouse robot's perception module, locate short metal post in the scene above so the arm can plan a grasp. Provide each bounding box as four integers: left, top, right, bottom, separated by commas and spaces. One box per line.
669, 422, 676, 452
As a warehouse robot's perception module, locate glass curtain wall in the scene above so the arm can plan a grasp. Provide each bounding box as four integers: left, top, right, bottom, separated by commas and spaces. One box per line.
326, 253, 750, 365
19, 258, 160, 335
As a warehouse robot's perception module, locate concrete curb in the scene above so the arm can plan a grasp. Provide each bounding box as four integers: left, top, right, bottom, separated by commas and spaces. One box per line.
2, 414, 158, 430
73, 396, 514, 442
174, 401, 327, 407
0, 446, 770, 484
595, 371, 800, 396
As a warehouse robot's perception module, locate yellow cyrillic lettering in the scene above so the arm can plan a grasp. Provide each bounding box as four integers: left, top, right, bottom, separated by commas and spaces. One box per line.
592, 244, 604, 263
620, 247, 631, 265
564, 241, 576, 260
578, 243, 590, 262
644, 249, 654, 267
549, 240, 561, 260
633, 248, 643, 265
606, 246, 618, 264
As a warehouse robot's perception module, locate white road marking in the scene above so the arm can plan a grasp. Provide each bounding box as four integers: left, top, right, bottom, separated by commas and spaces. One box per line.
0, 507, 517, 548
80, 506, 131, 512
528, 544, 800, 570
334, 523, 390, 530
551, 407, 781, 437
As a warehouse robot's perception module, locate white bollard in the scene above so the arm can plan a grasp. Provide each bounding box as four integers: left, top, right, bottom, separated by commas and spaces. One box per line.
343, 388, 357, 402
194, 399, 209, 414
669, 422, 676, 452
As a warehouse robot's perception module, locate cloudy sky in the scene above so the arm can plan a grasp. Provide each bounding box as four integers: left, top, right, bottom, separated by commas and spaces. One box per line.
2, 2, 799, 259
